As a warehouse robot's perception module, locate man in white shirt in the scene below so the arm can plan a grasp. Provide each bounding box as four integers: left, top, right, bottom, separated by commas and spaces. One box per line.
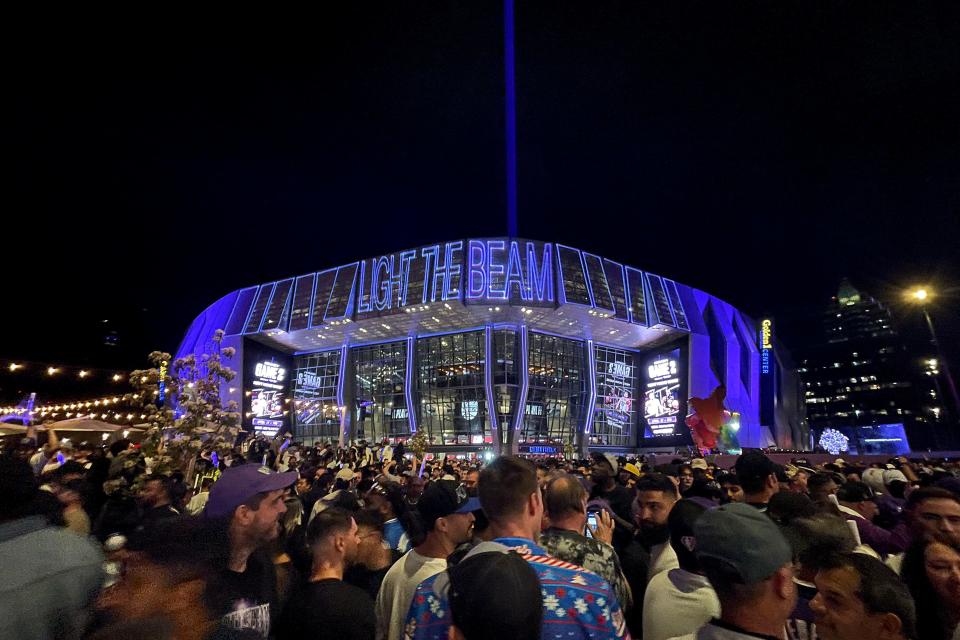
375, 480, 477, 640
644, 499, 720, 640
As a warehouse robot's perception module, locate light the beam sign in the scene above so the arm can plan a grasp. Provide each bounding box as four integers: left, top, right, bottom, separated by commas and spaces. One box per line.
352, 239, 556, 320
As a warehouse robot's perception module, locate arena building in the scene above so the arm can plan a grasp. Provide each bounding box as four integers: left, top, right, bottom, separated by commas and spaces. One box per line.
176, 238, 806, 456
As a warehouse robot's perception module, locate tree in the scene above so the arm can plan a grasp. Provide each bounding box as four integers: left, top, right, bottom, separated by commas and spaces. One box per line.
127, 329, 240, 484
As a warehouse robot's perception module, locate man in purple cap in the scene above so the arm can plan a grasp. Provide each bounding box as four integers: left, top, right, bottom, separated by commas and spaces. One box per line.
204, 462, 298, 639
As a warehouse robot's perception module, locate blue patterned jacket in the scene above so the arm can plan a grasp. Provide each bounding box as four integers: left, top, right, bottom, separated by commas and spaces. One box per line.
403, 537, 631, 640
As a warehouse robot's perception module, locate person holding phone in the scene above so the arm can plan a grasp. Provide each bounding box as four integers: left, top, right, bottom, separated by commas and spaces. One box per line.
539, 474, 633, 611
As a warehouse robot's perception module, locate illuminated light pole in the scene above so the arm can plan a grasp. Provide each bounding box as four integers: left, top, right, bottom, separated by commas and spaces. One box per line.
907, 288, 960, 437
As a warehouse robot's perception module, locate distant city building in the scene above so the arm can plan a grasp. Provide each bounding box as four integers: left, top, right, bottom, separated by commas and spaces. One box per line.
798, 279, 945, 452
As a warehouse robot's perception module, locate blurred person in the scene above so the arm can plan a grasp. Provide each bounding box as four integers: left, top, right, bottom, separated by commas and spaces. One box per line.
186, 478, 214, 516
139, 475, 180, 527
678, 464, 695, 495
91, 516, 254, 640
790, 467, 812, 495
203, 463, 297, 639
767, 491, 817, 527
836, 481, 909, 557
716, 472, 744, 504
446, 549, 543, 640
404, 472, 426, 507
887, 487, 960, 574
623, 463, 642, 490
733, 451, 781, 511
365, 481, 411, 552
808, 473, 840, 503
781, 514, 857, 640
345, 508, 402, 600
462, 468, 480, 497
901, 538, 960, 640
810, 553, 916, 640
58, 478, 91, 535
376, 480, 479, 640
642, 499, 720, 640
590, 452, 636, 549
540, 474, 632, 609
405, 456, 628, 640
276, 508, 373, 640
672, 503, 797, 640
0, 456, 104, 640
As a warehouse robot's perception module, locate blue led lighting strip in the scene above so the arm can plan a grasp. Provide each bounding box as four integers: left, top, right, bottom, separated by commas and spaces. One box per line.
504, 0, 518, 237
337, 344, 348, 445
405, 337, 419, 434
512, 325, 529, 432
484, 326, 500, 451
584, 340, 597, 436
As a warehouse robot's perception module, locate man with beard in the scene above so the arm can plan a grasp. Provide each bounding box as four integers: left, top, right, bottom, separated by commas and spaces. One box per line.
618, 472, 679, 637
276, 508, 374, 640
589, 452, 636, 550
204, 463, 297, 639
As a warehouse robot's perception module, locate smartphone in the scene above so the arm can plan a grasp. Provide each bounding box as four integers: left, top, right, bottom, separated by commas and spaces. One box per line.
211, 451, 219, 468
586, 511, 599, 538
56, 452, 66, 465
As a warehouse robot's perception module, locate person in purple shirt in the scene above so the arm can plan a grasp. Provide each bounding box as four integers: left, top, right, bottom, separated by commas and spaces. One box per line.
835, 482, 910, 556
404, 456, 629, 640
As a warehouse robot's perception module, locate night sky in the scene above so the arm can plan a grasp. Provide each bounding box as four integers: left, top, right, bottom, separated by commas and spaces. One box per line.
5, 3, 958, 400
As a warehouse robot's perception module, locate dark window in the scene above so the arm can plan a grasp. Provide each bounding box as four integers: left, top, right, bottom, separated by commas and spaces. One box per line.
493, 329, 520, 436
293, 350, 342, 443
591, 345, 638, 447
625, 267, 648, 326
225, 287, 259, 336
325, 264, 358, 320
262, 279, 294, 332
416, 331, 489, 446
289, 274, 316, 332
244, 283, 275, 334
645, 274, 676, 328
352, 341, 409, 442
557, 245, 592, 305
521, 333, 587, 445
310, 269, 338, 327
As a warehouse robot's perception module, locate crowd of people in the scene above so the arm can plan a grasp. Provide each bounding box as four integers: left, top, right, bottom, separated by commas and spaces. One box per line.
2, 433, 959, 640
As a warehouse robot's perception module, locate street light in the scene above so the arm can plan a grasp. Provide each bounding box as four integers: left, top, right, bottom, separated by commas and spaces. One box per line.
907, 286, 960, 434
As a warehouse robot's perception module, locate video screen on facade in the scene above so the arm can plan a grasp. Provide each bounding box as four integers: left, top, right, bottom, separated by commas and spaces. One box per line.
244, 340, 292, 438
640, 344, 692, 446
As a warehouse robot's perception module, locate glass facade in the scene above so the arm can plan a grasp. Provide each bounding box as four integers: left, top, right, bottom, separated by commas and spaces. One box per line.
493, 329, 521, 437
591, 345, 639, 447
415, 331, 490, 446
293, 350, 342, 443
352, 341, 409, 443
520, 333, 587, 444
290, 330, 656, 450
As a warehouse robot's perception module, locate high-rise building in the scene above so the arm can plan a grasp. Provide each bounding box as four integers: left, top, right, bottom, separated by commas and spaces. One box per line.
798, 279, 945, 452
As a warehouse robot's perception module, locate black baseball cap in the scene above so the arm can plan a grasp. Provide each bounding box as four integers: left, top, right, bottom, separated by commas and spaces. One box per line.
449, 551, 543, 640
836, 481, 875, 503
418, 480, 481, 530
734, 451, 779, 484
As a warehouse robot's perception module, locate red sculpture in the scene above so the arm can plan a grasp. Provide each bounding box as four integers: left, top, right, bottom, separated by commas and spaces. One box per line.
685, 385, 727, 452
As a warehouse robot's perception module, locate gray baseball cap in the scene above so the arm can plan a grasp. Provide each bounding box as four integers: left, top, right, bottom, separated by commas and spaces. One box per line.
693, 502, 792, 584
